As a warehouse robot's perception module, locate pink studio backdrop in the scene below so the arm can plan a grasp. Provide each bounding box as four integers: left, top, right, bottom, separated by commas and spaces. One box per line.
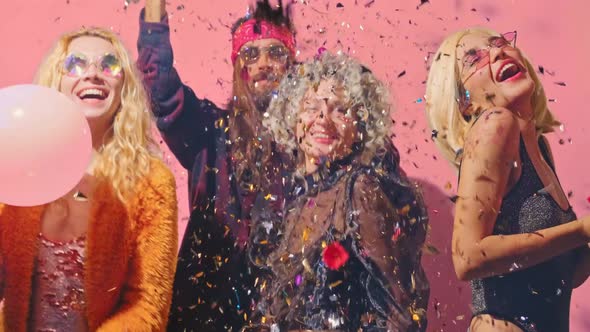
1, 0, 589, 330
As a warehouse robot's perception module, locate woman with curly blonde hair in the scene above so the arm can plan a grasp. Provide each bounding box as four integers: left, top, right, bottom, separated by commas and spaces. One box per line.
425, 27, 590, 332
247, 53, 430, 331
0, 27, 178, 332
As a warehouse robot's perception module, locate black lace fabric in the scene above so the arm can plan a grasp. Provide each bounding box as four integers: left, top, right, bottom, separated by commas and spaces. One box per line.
247, 154, 430, 332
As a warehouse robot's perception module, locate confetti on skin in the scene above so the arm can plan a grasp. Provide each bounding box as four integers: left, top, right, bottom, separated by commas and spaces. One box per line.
302, 227, 310, 242
72, 191, 88, 202
554, 81, 567, 86
423, 244, 440, 255
397, 70, 406, 78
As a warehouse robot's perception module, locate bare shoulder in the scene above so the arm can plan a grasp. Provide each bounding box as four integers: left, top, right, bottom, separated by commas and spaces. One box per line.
468, 108, 519, 142
464, 108, 520, 161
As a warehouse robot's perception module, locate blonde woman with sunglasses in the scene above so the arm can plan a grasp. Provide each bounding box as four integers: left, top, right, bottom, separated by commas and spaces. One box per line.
426, 27, 590, 332
0, 27, 178, 332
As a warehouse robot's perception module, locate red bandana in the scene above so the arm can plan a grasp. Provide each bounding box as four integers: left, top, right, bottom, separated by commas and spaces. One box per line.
231, 19, 296, 64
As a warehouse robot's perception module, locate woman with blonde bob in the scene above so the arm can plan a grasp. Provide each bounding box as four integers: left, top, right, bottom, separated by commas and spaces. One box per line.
247, 52, 429, 331
0, 27, 178, 331
425, 27, 590, 332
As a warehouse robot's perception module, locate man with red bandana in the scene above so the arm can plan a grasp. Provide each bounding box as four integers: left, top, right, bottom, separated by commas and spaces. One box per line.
136, 0, 296, 330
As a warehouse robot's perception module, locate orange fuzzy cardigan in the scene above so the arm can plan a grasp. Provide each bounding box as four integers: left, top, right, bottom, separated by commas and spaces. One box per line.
0, 159, 178, 332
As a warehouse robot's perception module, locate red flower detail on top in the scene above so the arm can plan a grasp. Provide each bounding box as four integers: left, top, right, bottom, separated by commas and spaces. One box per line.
322, 242, 350, 270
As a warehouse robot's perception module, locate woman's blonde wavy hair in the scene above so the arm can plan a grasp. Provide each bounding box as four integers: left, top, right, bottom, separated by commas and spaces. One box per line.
263, 52, 392, 171
425, 27, 560, 170
35, 27, 159, 202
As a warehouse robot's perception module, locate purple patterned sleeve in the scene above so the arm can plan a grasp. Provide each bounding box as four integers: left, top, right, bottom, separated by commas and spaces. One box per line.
136, 9, 221, 169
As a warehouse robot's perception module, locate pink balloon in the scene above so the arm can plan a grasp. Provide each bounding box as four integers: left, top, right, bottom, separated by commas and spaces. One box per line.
0, 84, 92, 207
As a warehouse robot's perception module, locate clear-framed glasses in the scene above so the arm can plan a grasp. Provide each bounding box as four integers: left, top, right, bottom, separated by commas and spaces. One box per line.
63, 52, 122, 78
239, 44, 290, 65
460, 31, 518, 84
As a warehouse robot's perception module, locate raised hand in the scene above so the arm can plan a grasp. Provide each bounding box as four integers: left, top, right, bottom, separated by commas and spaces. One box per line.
145, 0, 166, 23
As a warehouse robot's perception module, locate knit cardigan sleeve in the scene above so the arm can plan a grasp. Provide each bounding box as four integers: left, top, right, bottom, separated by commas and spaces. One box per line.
97, 160, 179, 332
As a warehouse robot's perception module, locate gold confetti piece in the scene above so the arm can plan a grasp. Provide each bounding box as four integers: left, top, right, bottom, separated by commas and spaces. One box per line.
412, 313, 420, 322
195, 272, 204, 278
398, 205, 411, 215
329, 280, 343, 289
302, 258, 313, 274
444, 182, 452, 190
302, 227, 310, 242
107, 287, 117, 292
